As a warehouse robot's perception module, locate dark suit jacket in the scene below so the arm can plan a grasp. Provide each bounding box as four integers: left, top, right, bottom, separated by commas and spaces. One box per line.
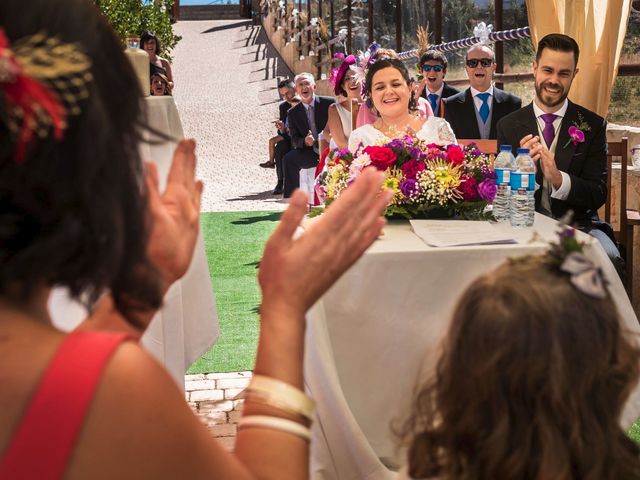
496, 101, 608, 228
287, 95, 334, 151
443, 87, 521, 139
420, 82, 460, 117
277, 100, 295, 139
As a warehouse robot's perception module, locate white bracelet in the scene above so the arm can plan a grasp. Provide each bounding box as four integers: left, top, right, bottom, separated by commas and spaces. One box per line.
246, 375, 315, 420
238, 415, 311, 442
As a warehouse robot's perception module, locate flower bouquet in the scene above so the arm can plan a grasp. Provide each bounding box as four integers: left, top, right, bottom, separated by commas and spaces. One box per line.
314, 137, 497, 220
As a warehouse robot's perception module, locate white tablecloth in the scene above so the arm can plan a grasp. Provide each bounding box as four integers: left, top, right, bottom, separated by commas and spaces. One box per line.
49, 96, 219, 386
304, 213, 640, 480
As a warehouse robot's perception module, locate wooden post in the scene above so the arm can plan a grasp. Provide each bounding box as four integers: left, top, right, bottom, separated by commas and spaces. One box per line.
368, 0, 374, 45
395, 0, 402, 51
434, 0, 442, 44
172, 0, 180, 21
495, 0, 504, 90
347, 0, 352, 53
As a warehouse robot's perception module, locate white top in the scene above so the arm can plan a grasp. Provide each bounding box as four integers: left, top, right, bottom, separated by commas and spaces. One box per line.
330, 102, 354, 150
348, 117, 456, 153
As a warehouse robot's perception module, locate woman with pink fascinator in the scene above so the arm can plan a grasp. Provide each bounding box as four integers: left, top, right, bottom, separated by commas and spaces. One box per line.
326, 53, 363, 150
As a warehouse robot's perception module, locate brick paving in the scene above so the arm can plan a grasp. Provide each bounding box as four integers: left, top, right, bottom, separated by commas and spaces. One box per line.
185, 371, 252, 451
171, 18, 294, 449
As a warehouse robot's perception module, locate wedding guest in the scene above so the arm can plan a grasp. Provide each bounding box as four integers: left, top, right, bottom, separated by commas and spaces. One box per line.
414, 50, 460, 117
327, 54, 363, 150
141, 31, 174, 88
356, 47, 433, 128
150, 72, 171, 96
443, 44, 521, 140
399, 237, 640, 479
0, 1, 391, 478
260, 79, 295, 170
281, 72, 335, 198
497, 33, 623, 276
349, 58, 455, 152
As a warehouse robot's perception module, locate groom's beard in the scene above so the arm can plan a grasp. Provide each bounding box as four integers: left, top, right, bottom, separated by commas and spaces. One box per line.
534, 79, 571, 109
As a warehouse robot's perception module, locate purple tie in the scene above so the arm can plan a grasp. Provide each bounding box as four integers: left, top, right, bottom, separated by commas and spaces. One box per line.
540, 113, 558, 148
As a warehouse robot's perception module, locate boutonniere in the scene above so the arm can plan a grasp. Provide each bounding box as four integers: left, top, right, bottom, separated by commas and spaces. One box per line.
564, 111, 591, 148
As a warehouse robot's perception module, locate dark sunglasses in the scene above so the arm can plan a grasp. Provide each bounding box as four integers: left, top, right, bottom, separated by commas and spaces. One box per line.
466, 58, 493, 68
421, 64, 444, 72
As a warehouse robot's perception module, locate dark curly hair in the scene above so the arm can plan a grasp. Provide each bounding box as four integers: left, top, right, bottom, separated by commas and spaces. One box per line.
400, 257, 640, 480
364, 58, 417, 114
0, 0, 163, 325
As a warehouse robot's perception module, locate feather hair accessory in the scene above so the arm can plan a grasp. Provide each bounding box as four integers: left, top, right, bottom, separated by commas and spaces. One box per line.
0, 28, 93, 163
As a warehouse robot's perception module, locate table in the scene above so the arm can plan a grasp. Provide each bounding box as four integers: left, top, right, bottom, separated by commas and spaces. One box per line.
304, 213, 640, 480
49, 96, 219, 386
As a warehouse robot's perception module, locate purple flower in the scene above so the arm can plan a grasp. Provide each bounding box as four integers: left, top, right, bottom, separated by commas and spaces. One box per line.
387, 138, 405, 149
477, 179, 497, 202
400, 178, 419, 197
480, 164, 497, 180
559, 227, 576, 238
408, 146, 422, 159
568, 126, 585, 145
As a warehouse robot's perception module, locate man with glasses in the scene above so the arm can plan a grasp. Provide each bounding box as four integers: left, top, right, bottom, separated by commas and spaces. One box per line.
443, 44, 521, 140
415, 50, 459, 118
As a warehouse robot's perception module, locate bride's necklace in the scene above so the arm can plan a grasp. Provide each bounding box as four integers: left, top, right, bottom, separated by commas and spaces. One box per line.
379, 114, 418, 137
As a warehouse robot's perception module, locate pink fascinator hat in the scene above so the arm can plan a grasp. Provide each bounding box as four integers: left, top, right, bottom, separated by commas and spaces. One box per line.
329, 54, 357, 96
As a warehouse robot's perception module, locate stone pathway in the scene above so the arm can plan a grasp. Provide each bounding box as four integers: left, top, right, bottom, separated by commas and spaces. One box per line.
172, 19, 293, 213
171, 18, 294, 450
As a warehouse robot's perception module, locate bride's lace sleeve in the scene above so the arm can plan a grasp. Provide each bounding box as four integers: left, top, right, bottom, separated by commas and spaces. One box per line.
436, 118, 457, 145
348, 127, 366, 153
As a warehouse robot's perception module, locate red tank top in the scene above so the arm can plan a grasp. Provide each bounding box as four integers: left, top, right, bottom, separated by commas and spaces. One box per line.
0, 330, 131, 480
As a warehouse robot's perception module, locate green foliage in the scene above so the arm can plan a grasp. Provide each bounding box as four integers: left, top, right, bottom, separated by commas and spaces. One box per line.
94, 0, 181, 60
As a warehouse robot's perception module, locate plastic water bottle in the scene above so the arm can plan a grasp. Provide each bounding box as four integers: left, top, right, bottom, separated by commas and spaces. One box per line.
510, 147, 536, 228
493, 145, 515, 223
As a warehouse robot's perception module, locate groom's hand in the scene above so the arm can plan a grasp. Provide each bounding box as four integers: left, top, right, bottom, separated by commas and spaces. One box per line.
519, 134, 562, 189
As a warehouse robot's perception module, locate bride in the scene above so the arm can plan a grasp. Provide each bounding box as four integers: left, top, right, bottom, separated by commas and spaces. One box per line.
348, 58, 456, 152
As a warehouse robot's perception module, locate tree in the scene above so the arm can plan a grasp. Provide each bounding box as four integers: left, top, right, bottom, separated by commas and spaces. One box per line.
94, 0, 181, 60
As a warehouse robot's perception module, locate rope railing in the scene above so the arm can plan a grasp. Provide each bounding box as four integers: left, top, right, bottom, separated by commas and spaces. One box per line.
397, 26, 531, 60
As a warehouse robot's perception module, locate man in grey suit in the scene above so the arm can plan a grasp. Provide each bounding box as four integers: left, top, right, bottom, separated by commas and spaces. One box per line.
443, 44, 521, 140
282, 72, 335, 198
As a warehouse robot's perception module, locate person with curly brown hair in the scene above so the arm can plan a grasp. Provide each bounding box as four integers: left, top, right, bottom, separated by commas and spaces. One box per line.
399, 239, 640, 480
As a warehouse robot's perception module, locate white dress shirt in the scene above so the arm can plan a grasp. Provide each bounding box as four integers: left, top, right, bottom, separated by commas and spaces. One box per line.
470, 84, 494, 111
532, 99, 571, 203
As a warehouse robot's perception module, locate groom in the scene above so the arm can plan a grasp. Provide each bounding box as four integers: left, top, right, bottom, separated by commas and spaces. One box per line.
497, 33, 623, 274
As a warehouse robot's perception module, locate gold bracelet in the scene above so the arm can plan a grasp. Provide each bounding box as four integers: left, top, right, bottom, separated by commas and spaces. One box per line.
238, 415, 311, 442
244, 375, 315, 420
240, 389, 313, 421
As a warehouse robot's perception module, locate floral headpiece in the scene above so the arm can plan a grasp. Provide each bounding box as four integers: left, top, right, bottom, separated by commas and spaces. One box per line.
520, 214, 608, 299
329, 53, 356, 96
0, 28, 93, 163
349, 42, 380, 94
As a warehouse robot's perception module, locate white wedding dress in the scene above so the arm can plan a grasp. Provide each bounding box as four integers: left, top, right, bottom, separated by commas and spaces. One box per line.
348, 116, 456, 153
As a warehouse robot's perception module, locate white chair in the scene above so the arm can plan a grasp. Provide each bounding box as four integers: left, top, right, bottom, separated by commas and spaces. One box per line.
299, 167, 316, 204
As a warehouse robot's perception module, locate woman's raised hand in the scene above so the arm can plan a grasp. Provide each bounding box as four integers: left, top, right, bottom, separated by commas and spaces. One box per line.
145, 139, 203, 291
258, 168, 392, 319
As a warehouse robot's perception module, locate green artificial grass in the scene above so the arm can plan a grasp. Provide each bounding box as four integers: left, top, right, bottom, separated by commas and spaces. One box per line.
630, 421, 640, 446
187, 211, 281, 374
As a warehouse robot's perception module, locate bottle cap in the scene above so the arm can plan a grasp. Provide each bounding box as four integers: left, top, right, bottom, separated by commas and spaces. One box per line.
499, 145, 512, 151
517, 147, 530, 155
